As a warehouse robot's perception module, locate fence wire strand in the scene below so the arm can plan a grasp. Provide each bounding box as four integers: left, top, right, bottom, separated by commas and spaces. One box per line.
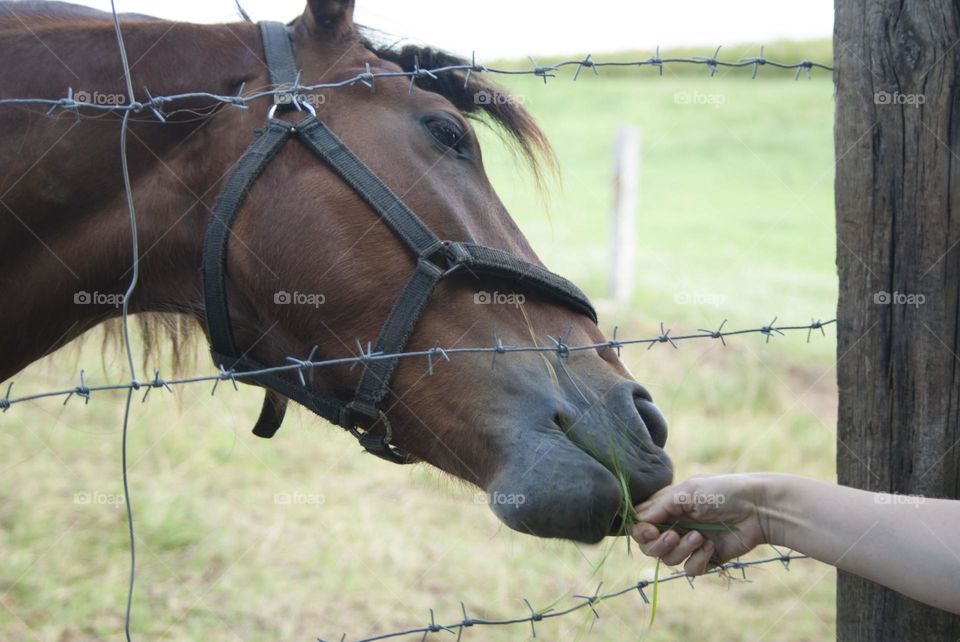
320, 550, 809, 642
107, 2, 142, 639
0, 318, 835, 410
0, 46, 832, 119
0, 5, 836, 640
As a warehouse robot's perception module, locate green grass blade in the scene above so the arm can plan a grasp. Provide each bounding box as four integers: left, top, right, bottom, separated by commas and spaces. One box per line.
649, 559, 661, 629
654, 521, 734, 533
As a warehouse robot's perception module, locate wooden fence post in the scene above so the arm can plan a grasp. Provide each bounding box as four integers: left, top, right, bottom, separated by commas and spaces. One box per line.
835, 0, 960, 638
609, 126, 638, 304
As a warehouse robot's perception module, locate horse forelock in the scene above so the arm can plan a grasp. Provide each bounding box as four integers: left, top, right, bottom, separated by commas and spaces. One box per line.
360, 34, 557, 183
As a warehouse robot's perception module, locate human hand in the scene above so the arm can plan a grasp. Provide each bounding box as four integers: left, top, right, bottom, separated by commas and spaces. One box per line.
631, 474, 772, 575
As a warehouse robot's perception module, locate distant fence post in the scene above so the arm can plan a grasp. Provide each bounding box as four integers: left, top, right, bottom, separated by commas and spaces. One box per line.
608, 126, 638, 304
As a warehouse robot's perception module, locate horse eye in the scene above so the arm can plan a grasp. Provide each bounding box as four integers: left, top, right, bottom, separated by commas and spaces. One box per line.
425, 118, 466, 153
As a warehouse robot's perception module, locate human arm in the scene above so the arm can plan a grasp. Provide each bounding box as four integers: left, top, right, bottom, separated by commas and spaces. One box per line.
631, 473, 960, 614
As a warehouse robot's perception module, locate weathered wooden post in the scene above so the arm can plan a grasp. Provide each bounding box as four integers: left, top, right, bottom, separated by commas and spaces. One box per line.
609, 125, 638, 304
835, 0, 960, 638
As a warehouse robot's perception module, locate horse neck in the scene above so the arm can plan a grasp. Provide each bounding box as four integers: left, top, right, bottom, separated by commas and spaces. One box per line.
0, 11, 263, 379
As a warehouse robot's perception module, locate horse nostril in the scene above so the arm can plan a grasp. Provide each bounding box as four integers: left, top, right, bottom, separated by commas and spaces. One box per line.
632, 383, 653, 403
553, 410, 575, 434
635, 398, 668, 448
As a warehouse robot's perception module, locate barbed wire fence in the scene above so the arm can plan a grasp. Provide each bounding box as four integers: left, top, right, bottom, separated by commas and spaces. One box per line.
322, 550, 808, 642
0, 2, 836, 640
0, 46, 832, 119
0, 318, 835, 410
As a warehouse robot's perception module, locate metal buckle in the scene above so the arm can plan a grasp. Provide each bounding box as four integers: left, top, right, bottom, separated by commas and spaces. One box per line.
346, 403, 393, 442
346, 407, 412, 464
434, 240, 469, 276
373, 409, 396, 446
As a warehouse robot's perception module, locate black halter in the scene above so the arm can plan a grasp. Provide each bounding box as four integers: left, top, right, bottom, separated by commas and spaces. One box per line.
201, 22, 597, 464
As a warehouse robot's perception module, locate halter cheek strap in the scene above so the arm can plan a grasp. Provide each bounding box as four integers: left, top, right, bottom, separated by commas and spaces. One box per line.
200, 22, 597, 464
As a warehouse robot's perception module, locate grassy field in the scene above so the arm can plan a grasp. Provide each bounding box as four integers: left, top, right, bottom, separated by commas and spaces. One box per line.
0, 45, 838, 641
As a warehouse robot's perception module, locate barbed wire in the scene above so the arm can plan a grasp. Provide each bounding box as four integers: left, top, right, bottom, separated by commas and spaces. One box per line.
0, 318, 835, 411
321, 549, 809, 641
0, 46, 832, 120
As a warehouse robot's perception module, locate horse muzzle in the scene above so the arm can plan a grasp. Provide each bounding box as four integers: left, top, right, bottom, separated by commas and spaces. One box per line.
483, 380, 674, 543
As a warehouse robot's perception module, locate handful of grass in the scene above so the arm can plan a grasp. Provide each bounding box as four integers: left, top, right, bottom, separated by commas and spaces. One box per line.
653, 521, 734, 535
606, 467, 735, 630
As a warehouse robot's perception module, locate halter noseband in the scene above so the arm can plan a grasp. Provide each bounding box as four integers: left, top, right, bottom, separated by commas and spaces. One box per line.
201, 22, 597, 464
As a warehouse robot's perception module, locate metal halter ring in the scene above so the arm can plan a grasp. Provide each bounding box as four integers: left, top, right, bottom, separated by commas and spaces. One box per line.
361, 409, 396, 445
347, 409, 396, 444
376, 410, 395, 445
267, 93, 317, 120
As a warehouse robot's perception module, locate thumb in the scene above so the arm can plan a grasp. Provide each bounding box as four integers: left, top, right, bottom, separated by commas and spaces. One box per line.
633, 484, 690, 523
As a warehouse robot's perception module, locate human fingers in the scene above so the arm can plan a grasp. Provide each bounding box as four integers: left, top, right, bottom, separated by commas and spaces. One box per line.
637, 528, 681, 559
660, 530, 705, 567
682, 539, 716, 576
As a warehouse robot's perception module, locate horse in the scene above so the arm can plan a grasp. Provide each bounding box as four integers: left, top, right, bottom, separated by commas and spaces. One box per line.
0, 0, 672, 543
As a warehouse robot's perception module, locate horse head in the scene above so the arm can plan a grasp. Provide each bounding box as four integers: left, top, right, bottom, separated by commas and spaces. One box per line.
0, 0, 672, 543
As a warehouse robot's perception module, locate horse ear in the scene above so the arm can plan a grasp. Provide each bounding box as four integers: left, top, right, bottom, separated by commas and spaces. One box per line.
304, 0, 355, 35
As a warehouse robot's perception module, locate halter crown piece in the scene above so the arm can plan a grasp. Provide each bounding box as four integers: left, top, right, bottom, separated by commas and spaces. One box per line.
201, 22, 597, 464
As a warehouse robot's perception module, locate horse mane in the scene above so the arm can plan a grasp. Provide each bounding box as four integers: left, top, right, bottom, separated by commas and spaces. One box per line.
362, 35, 556, 181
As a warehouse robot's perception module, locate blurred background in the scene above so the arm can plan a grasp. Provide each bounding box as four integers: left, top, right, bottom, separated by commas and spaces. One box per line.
2, 1, 838, 640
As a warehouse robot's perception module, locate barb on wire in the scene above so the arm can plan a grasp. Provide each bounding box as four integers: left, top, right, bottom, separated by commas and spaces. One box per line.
318, 549, 808, 642
0, 382, 13, 412
648, 322, 678, 350
698, 319, 729, 346
760, 316, 784, 343
425, 342, 450, 376
490, 330, 511, 368
0, 49, 832, 118
62, 369, 91, 406
0, 319, 835, 410
546, 326, 573, 360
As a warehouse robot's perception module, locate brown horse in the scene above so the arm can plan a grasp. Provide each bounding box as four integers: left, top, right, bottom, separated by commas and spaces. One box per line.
0, 0, 672, 543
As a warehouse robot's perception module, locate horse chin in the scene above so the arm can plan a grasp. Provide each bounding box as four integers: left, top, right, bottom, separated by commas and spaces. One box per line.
484, 426, 673, 544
